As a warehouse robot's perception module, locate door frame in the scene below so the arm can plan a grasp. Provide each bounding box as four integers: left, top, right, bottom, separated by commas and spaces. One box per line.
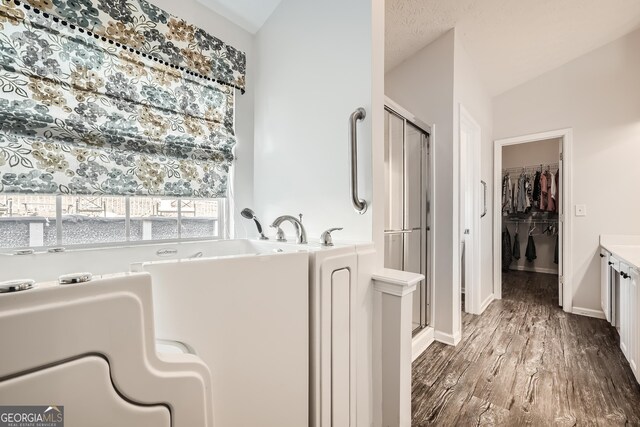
459, 105, 482, 314
493, 128, 573, 312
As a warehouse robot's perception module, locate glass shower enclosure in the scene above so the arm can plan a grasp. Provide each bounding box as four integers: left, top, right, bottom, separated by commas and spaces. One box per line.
383, 105, 431, 334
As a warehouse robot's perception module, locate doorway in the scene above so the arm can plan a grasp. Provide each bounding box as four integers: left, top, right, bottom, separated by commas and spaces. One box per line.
493, 129, 573, 312
383, 98, 432, 335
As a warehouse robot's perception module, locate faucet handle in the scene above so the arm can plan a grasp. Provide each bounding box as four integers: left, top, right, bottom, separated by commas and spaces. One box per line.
272, 225, 287, 242
320, 227, 343, 247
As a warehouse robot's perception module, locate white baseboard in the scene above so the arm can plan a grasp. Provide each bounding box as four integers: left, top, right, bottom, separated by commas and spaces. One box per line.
412, 327, 435, 362
572, 306, 606, 320
434, 329, 461, 346
509, 265, 558, 275
479, 294, 495, 314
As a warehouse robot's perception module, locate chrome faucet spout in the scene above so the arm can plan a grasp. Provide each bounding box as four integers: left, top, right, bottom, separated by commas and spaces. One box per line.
271, 215, 307, 244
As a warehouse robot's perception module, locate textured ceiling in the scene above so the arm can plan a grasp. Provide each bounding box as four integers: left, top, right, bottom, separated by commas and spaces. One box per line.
386, 0, 640, 95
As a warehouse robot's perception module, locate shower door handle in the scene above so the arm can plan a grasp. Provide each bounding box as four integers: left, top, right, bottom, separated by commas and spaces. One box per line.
349, 107, 368, 214
481, 180, 487, 218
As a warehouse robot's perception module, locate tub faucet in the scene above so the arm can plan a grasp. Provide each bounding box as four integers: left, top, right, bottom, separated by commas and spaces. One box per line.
271, 215, 307, 244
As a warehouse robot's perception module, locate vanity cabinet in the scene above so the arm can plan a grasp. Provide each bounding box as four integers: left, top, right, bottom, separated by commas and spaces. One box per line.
629, 266, 639, 381
600, 250, 640, 383
615, 261, 639, 382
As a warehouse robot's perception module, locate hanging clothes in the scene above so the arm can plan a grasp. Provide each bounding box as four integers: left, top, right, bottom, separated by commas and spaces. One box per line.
525, 233, 537, 262
502, 228, 513, 272
532, 171, 541, 209
502, 174, 513, 215
547, 171, 556, 212
516, 174, 527, 213
540, 172, 548, 211
555, 169, 560, 213
525, 174, 532, 211
554, 234, 559, 264
513, 229, 521, 260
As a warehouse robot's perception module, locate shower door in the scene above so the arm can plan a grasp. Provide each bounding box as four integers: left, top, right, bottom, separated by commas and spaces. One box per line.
384, 107, 430, 333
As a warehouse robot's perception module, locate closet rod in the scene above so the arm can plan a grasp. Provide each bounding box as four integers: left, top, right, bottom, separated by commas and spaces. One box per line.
503, 218, 558, 224
502, 163, 559, 174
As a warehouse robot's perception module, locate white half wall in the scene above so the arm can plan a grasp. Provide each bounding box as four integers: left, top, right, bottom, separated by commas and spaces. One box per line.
385, 30, 457, 337
150, 0, 256, 239
493, 28, 640, 312
253, 0, 376, 243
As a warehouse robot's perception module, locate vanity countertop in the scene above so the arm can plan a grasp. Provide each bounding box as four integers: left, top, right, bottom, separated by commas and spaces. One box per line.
600, 235, 640, 271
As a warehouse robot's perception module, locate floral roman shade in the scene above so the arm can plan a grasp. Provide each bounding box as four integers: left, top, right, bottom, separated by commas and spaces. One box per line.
0, 0, 245, 198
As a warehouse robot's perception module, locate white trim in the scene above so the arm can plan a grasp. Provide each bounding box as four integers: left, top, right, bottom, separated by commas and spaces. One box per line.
411, 326, 435, 362
459, 105, 482, 315
434, 329, 461, 346
493, 128, 573, 314
373, 281, 418, 297
509, 266, 559, 275
479, 293, 495, 314
572, 306, 606, 320
428, 124, 436, 329
372, 268, 425, 288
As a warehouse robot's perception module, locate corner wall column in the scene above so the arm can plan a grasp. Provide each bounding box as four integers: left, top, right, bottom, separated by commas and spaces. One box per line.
373, 269, 423, 427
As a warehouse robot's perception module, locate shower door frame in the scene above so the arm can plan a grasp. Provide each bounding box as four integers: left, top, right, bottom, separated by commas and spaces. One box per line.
385, 97, 434, 332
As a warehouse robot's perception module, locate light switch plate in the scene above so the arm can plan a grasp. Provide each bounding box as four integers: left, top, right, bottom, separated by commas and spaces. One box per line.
575, 204, 587, 217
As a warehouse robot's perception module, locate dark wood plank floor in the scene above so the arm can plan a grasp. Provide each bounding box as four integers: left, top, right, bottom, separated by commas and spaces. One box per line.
412, 271, 640, 426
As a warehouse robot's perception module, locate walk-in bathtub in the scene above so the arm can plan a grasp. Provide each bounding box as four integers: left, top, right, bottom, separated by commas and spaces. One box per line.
0, 238, 369, 427
0, 239, 304, 283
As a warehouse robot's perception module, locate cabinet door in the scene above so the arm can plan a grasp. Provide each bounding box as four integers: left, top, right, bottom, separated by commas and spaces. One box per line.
331, 268, 351, 427
630, 267, 639, 381
620, 263, 630, 358
601, 250, 611, 323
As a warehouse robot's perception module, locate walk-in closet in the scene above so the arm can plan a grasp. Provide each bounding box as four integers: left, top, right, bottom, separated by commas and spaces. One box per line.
501, 138, 563, 304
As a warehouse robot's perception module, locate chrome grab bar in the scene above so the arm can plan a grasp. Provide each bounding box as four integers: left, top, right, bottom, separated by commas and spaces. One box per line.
481, 180, 487, 218
349, 108, 367, 214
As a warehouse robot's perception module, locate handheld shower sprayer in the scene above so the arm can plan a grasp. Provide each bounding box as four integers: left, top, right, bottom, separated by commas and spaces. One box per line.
241, 208, 269, 240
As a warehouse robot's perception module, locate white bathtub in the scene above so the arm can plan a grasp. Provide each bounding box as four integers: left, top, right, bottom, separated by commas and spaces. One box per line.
0, 239, 305, 283
0, 238, 372, 427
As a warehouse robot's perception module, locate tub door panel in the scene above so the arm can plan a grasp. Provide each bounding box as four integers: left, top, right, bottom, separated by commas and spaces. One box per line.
332, 268, 351, 427
0, 356, 170, 427
315, 252, 358, 427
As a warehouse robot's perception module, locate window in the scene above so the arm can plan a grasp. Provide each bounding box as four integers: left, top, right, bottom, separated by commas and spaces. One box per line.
0, 195, 58, 249
0, 194, 225, 250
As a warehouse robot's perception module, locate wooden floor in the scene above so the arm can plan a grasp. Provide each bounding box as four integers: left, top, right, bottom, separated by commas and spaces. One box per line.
412, 271, 640, 426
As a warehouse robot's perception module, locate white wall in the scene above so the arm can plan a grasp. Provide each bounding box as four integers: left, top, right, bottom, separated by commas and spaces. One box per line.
502, 138, 560, 274
502, 138, 560, 168
253, 0, 375, 244
254, 2, 383, 426
385, 30, 457, 338
453, 34, 494, 314
493, 28, 640, 312
150, 0, 255, 239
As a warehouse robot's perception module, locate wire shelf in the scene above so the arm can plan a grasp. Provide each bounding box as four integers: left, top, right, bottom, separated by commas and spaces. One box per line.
502, 163, 559, 176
